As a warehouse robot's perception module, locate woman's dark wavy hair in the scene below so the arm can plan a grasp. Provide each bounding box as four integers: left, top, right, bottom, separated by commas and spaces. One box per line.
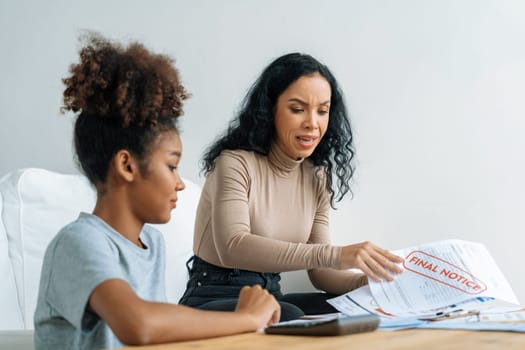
202, 53, 355, 207
61, 32, 188, 186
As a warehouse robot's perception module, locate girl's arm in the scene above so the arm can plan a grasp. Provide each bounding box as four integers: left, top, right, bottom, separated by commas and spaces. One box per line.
89, 279, 280, 346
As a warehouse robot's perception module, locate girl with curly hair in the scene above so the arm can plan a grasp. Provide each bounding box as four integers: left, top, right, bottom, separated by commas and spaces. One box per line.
34, 33, 280, 349
179, 53, 404, 320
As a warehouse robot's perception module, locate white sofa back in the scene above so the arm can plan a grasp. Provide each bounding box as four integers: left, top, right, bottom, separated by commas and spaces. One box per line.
0, 168, 200, 331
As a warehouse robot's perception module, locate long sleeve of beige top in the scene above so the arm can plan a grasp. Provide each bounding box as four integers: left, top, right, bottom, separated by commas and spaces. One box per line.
193, 145, 366, 294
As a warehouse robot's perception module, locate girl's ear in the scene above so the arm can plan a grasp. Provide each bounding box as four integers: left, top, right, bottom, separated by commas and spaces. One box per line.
113, 150, 138, 182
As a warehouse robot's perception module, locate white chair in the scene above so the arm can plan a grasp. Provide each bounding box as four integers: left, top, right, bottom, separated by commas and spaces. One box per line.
0, 168, 201, 349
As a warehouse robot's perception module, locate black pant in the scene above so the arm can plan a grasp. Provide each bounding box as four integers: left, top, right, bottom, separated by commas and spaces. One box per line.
178, 256, 337, 321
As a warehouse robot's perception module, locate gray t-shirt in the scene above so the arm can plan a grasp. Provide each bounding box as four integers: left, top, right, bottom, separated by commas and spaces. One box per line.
34, 212, 166, 350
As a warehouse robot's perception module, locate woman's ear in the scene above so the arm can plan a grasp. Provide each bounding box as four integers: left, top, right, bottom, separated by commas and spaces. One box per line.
113, 150, 138, 182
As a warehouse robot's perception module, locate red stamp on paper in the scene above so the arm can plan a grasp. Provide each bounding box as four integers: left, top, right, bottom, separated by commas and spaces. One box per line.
403, 250, 487, 295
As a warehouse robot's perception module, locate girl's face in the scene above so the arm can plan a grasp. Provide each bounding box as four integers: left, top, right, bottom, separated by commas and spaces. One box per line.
274, 73, 331, 160
131, 131, 185, 224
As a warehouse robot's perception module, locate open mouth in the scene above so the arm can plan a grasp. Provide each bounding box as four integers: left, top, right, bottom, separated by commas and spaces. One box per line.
296, 136, 316, 146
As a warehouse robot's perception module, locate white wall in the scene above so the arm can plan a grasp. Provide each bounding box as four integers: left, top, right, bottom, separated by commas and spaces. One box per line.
1, 0, 524, 301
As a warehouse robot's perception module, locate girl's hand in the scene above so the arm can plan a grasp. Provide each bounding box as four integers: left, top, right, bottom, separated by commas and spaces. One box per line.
235, 285, 281, 328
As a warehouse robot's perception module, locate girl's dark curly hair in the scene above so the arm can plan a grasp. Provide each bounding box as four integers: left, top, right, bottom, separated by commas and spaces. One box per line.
62, 32, 189, 186
202, 53, 354, 207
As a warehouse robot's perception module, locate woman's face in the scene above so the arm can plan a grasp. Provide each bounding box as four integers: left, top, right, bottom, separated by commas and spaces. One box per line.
274, 73, 331, 160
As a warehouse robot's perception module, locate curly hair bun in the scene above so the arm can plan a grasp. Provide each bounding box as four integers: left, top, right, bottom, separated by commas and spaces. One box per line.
62, 32, 188, 127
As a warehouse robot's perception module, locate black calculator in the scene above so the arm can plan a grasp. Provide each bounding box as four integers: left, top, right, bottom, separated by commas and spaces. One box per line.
264, 314, 380, 336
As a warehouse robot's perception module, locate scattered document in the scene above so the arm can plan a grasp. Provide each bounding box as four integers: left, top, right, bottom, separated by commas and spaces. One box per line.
417, 321, 525, 332
326, 239, 524, 331
378, 317, 428, 331
369, 239, 519, 316
328, 286, 522, 318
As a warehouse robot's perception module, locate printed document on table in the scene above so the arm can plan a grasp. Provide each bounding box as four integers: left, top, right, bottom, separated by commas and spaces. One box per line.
326, 285, 428, 330
328, 285, 522, 319
368, 239, 519, 316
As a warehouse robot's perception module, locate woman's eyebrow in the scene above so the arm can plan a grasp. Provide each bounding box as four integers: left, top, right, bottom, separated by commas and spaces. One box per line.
287, 98, 330, 106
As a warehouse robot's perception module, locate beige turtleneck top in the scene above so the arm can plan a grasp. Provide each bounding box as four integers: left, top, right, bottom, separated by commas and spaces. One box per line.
193, 144, 366, 294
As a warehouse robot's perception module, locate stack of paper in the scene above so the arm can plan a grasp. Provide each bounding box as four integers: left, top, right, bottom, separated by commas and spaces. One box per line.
326, 240, 524, 331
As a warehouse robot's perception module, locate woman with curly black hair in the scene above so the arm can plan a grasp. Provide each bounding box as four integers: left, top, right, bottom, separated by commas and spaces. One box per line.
180, 53, 403, 320
34, 33, 280, 350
